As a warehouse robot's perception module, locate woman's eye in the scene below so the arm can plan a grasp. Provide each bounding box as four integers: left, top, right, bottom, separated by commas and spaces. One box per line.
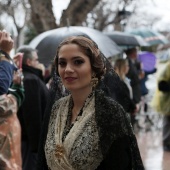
74, 60, 84, 65
58, 61, 66, 67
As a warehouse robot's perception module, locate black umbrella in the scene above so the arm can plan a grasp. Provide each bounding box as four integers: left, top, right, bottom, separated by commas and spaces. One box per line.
105, 31, 149, 48
29, 26, 122, 65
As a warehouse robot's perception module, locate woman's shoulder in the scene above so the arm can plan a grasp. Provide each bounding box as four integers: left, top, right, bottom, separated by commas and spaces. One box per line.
95, 90, 132, 129
105, 96, 123, 111
95, 90, 126, 117
95, 90, 134, 157
124, 77, 131, 83
52, 95, 71, 109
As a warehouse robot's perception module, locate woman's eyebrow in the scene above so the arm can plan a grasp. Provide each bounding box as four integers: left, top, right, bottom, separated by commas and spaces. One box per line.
58, 56, 83, 60
72, 56, 83, 59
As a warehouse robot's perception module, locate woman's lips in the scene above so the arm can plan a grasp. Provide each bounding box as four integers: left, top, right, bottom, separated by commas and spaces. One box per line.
65, 77, 77, 82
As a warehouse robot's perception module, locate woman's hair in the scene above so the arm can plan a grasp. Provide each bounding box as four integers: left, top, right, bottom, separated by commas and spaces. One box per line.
55, 36, 105, 80
113, 58, 128, 79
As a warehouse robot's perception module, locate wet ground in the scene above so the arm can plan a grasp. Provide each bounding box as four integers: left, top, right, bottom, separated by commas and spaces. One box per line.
135, 64, 170, 170
136, 130, 170, 170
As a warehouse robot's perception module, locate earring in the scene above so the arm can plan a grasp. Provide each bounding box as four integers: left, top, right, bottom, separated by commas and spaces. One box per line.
90, 74, 98, 89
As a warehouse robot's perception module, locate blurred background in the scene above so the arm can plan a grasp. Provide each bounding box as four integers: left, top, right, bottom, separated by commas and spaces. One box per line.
1, 0, 170, 51
1, 0, 170, 169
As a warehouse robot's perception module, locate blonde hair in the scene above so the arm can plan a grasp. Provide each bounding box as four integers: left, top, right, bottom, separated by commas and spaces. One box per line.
113, 58, 128, 80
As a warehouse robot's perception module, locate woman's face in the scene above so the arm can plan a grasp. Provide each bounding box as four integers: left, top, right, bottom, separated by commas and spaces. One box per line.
58, 44, 92, 92
124, 61, 129, 74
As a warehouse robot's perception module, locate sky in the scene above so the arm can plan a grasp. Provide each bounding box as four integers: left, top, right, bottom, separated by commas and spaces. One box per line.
52, 0, 70, 24
1, 0, 170, 34
52, 0, 170, 32
138, 0, 170, 31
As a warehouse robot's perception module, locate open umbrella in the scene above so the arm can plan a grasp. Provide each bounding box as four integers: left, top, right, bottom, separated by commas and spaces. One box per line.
138, 51, 156, 72
128, 28, 169, 46
105, 31, 149, 48
29, 26, 122, 65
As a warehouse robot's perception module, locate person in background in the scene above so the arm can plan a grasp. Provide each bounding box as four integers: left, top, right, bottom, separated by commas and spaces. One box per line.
16, 46, 50, 170
0, 30, 24, 170
125, 47, 144, 104
0, 30, 16, 95
140, 69, 156, 97
138, 67, 157, 131
37, 36, 144, 170
44, 63, 53, 89
36, 62, 46, 79
125, 48, 144, 125
114, 58, 133, 99
151, 60, 170, 152
114, 58, 137, 124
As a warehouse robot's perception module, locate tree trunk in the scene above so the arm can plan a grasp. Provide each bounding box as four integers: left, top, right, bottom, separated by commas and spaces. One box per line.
60, 0, 101, 27
29, 0, 57, 34
113, 12, 123, 31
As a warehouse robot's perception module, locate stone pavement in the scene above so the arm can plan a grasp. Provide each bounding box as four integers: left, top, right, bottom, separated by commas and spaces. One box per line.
136, 131, 170, 170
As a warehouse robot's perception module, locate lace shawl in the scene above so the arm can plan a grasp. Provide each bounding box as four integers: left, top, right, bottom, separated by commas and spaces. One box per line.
45, 93, 103, 170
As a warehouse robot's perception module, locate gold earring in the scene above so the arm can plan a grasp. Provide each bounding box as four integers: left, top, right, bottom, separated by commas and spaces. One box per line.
90, 74, 98, 89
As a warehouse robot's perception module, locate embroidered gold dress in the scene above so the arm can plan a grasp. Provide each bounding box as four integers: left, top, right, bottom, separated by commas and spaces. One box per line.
0, 94, 22, 170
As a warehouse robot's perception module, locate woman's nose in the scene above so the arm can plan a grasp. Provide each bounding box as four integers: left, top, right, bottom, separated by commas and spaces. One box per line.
65, 64, 74, 72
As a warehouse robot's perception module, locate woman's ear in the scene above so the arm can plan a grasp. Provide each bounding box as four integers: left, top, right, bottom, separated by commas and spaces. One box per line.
26, 58, 31, 66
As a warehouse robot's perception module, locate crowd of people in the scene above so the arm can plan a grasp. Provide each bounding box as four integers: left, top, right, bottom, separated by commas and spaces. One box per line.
0, 28, 168, 170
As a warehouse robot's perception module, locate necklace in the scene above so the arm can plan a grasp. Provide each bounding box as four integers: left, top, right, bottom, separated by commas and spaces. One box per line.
62, 91, 94, 142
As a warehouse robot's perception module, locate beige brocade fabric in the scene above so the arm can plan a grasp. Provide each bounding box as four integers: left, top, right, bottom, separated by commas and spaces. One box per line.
45, 94, 103, 170
0, 94, 22, 170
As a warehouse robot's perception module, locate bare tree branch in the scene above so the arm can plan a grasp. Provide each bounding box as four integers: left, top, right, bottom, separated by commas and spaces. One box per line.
60, 0, 101, 27
28, 0, 57, 33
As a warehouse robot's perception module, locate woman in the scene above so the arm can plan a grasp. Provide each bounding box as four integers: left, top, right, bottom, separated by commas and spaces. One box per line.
114, 58, 133, 99
38, 36, 144, 170
0, 71, 24, 170
151, 61, 170, 151
0, 30, 25, 170
113, 58, 137, 126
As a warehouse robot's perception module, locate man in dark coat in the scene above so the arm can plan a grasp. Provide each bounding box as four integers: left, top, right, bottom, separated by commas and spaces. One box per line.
125, 48, 144, 104
17, 46, 49, 170
125, 48, 144, 126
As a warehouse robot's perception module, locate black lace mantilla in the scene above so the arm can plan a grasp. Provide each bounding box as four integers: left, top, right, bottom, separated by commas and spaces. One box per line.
94, 90, 144, 169
37, 89, 144, 170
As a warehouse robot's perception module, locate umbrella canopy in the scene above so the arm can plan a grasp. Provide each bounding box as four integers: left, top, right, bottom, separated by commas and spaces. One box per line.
128, 28, 169, 46
138, 51, 156, 72
105, 31, 149, 48
29, 26, 122, 65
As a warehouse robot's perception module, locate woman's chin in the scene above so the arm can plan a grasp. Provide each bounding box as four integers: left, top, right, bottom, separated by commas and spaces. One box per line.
65, 85, 91, 93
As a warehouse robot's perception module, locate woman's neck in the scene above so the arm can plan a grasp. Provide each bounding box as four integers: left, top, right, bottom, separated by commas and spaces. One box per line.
121, 74, 125, 80
70, 87, 92, 119
71, 88, 92, 108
